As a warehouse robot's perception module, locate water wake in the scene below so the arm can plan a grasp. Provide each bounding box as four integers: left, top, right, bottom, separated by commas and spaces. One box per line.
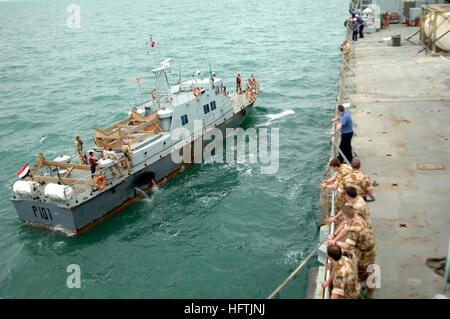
135, 181, 161, 205
257, 109, 295, 127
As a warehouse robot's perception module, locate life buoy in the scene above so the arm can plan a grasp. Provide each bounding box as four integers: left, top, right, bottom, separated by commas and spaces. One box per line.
390, 11, 399, 21
95, 175, 106, 190
193, 86, 201, 97
151, 89, 158, 99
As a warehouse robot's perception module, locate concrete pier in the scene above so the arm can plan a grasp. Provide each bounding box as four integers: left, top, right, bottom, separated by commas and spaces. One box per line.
346, 24, 450, 298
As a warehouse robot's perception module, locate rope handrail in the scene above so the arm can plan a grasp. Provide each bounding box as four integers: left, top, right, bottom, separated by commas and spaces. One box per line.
267, 237, 328, 299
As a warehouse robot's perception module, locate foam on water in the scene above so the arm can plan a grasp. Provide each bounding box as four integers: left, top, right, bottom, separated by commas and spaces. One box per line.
266, 109, 296, 121
257, 109, 295, 127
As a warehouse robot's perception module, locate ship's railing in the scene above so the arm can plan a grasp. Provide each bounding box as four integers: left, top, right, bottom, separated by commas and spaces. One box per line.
32, 152, 124, 205
320, 22, 357, 298
266, 56, 354, 298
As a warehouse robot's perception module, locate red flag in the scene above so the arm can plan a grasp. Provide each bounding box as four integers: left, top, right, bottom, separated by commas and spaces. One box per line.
17, 163, 30, 178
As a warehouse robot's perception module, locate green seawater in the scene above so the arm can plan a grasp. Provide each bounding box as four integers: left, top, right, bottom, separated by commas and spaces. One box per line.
0, 0, 348, 298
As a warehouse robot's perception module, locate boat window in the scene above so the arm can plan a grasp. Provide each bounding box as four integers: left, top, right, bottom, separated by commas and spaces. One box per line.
181, 114, 189, 125
203, 104, 210, 114
210, 101, 216, 111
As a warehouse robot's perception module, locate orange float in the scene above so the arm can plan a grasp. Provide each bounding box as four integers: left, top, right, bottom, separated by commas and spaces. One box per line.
151, 89, 158, 99
95, 175, 106, 190
193, 86, 201, 97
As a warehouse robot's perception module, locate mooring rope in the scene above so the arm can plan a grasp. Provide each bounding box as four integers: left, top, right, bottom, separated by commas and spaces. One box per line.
267, 236, 328, 299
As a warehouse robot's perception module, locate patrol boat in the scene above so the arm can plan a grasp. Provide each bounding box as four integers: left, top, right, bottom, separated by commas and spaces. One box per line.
9, 37, 260, 235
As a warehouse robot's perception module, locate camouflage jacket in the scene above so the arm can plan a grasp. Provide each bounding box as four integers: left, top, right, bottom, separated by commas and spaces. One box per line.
342, 43, 351, 56
75, 140, 83, 153
345, 214, 376, 253
348, 196, 371, 227
332, 256, 361, 299
121, 144, 132, 158
336, 164, 353, 192
343, 169, 373, 197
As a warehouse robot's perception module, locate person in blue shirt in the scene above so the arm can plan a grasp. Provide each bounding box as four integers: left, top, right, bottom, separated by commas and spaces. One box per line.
357, 15, 365, 38
352, 18, 359, 41
330, 104, 353, 163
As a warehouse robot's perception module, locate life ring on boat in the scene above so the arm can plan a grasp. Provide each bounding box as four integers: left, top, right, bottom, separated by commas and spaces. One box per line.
193, 86, 201, 97
390, 11, 399, 21
95, 175, 106, 190
151, 89, 159, 99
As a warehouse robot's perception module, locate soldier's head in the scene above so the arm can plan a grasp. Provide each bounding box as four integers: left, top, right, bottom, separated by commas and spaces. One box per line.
329, 158, 341, 171
351, 159, 361, 170
105, 146, 111, 151
345, 186, 358, 200
327, 244, 342, 263
343, 40, 348, 45
342, 205, 355, 221
337, 104, 345, 113
76, 136, 80, 141
123, 140, 129, 145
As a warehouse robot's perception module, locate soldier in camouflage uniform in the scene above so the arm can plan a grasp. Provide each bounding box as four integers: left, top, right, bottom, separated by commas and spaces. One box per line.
322, 158, 353, 213
342, 159, 373, 200
328, 205, 377, 298
75, 136, 87, 165
338, 40, 351, 71
121, 140, 133, 174
321, 244, 360, 299
329, 186, 372, 228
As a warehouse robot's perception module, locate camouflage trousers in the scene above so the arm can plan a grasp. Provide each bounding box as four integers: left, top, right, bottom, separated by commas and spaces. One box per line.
123, 156, 132, 171
77, 151, 86, 165
355, 245, 377, 282
344, 54, 350, 71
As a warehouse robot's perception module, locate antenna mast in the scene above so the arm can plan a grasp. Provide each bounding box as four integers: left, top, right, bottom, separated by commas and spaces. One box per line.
146, 34, 172, 108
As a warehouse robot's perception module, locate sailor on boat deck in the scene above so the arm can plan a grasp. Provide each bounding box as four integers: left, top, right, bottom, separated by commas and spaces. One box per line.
75, 136, 87, 165
88, 151, 97, 178
236, 74, 242, 94
121, 140, 133, 173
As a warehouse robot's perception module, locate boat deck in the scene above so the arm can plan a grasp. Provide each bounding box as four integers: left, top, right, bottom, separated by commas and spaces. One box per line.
349, 24, 450, 298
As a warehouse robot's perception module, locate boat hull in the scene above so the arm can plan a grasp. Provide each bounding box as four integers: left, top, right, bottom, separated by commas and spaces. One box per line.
10, 103, 254, 235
